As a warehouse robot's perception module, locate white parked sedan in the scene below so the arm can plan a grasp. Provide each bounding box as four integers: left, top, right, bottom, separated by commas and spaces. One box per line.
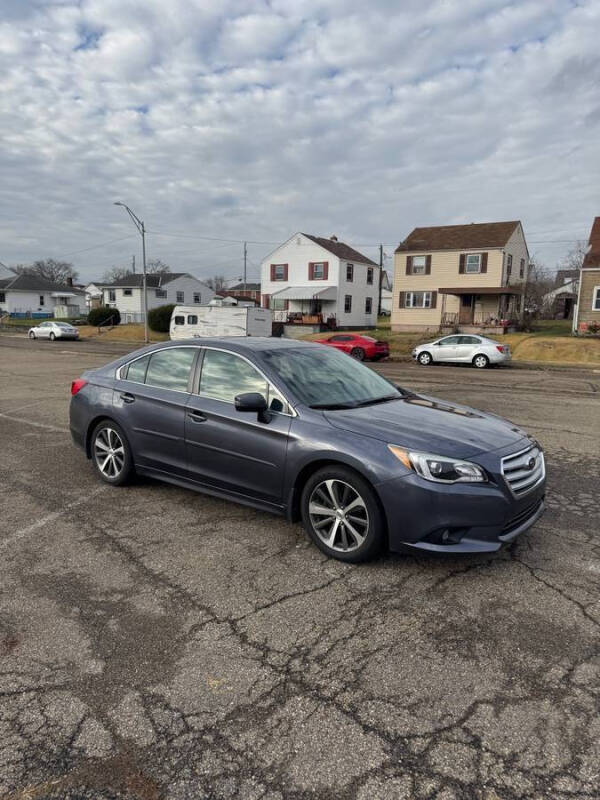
28, 321, 79, 341
412, 334, 511, 368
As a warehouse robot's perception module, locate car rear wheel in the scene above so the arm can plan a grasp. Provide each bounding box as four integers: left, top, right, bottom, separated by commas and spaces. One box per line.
417, 351, 432, 366
301, 466, 385, 562
91, 421, 134, 486
29, 331, 36, 339
350, 347, 365, 361
473, 354, 489, 369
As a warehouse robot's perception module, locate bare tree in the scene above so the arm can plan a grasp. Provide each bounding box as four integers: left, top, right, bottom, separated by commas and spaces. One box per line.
102, 266, 132, 283
146, 258, 171, 274
205, 275, 227, 292
559, 241, 587, 272
15, 258, 78, 284
524, 257, 554, 316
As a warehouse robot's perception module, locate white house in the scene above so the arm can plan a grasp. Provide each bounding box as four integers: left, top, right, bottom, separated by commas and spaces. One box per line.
100, 272, 215, 323
260, 233, 381, 330
0, 269, 85, 318
84, 282, 103, 310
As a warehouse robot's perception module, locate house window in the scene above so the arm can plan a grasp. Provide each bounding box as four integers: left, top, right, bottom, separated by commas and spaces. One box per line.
39, 295, 45, 306
365, 297, 373, 313
367, 267, 374, 285
593, 287, 600, 311
344, 295, 352, 313
155, 289, 167, 298
465, 254, 482, 274
271, 298, 288, 310
193, 292, 201, 303
506, 254, 512, 277
176, 291, 184, 303
0, 292, 5, 303
108, 290, 116, 302
346, 264, 354, 282
519, 259, 525, 278
123, 289, 132, 296
312, 262, 325, 280
272, 264, 287, 281
412, 256, 426, 275
405, 291, 432, 308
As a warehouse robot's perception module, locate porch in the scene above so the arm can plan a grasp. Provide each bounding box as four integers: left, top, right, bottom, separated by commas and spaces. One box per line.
439, 287, 522, 333
270, 285, 337, 328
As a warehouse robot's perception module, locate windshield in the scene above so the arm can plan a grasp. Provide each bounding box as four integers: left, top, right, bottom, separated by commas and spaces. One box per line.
263, 346, 402, 408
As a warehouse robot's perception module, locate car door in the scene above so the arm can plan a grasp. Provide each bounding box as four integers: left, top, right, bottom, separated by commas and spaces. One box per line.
454, 335, 481, 361
433, 335, 460, 361
38, 322, 50, 338
184, 347, 292, 505
326, 335, 352, 352
114, 346, 200, 477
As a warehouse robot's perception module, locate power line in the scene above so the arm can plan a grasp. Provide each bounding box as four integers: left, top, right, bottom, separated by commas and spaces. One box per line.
54, 234, 138, 258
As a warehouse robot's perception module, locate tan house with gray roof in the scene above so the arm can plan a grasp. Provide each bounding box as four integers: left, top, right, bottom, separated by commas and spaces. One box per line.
391, 221, 529, 333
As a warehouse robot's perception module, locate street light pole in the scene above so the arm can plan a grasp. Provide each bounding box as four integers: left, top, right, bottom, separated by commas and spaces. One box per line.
114, 202, 148, 343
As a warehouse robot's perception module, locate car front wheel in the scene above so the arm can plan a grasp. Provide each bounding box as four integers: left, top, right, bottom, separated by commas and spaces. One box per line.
91, 421, 134, 486
301, 466, 385, 562
29, 331, 36, 339
49, 332, 55, 341
417, 351, 432, 366
473, 354, 489, 369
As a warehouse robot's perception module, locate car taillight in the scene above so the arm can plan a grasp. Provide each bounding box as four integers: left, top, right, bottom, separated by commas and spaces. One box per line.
71, 379, 88, 395
496, 346, 507, 353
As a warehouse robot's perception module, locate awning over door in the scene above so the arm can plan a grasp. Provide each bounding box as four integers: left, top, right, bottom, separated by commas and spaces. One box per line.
271, 286, 337, 301
438, 287, 521, 296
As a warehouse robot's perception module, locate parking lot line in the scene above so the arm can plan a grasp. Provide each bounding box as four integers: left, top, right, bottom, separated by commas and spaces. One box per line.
0, 412, 69, 433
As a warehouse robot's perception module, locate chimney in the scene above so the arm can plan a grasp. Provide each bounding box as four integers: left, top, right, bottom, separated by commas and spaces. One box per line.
67, 277, 73, 287
330, 235, 338, 241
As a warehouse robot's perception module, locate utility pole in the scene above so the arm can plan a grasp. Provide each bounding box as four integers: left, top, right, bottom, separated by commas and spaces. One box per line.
132, 254, 136, 274
114, 203, 148, 344
378, 244, 384, 317
243, 241, 247, 290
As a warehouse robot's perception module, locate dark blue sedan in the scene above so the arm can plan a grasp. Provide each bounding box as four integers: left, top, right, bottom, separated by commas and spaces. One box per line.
69, 338, 546, 562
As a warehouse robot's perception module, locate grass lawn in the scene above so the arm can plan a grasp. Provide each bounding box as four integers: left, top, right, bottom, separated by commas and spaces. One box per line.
76, 324, 169, 342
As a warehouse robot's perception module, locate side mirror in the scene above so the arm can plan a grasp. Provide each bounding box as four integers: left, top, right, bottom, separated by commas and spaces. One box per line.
235, 392, 270, 423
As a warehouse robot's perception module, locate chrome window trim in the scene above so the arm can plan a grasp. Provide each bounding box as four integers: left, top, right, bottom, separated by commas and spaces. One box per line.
116, 344, 297, 417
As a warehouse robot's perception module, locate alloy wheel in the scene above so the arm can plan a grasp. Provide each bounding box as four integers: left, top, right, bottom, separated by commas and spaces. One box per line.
351, 347, 365, 361
418, 352, 431, 365
474, 355, 488, 368
29, 332, 36, 339
94, 427, 125, 479
308, 479, 369, 552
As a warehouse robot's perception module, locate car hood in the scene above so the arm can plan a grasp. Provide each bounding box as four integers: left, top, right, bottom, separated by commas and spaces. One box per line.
324, 393, 527, 459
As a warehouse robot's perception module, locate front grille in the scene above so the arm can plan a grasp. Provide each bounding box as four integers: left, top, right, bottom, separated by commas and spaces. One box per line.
502, 497, 544, 534
501, 445, 545, 497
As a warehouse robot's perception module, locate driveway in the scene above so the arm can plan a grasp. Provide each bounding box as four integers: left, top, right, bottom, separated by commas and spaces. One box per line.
1, 336, 599, 799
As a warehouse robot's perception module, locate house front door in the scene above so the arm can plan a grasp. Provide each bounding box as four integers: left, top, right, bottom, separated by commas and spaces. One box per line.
459, 295, 474, 324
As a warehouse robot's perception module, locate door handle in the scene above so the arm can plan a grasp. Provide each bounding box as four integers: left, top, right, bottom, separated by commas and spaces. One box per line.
120, 393, 135, 404
187, 410, 207, 423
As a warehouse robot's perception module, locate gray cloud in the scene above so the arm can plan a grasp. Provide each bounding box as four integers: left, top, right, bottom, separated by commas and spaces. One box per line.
0, 0, 597, 281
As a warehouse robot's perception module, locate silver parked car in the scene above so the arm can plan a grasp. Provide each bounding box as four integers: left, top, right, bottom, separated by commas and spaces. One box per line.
412, 334, 511, 368
28, 321, 79, 341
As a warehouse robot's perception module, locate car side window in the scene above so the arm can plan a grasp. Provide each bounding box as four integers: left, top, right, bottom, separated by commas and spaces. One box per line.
145, 348, 197, 392
126, 355, 150, 383
459, 336, 479, 345
199, 349, 268, 404
440, 336, 460, 345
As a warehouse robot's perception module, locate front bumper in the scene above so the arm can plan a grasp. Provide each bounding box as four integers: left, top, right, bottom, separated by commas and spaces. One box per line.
377, 466, 546, 554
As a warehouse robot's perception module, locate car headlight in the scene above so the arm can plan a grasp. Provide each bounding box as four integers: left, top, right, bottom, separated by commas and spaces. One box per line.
388, 445, 487, 483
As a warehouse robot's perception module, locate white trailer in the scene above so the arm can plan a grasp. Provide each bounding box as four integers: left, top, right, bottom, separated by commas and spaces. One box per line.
170, 305, 272, 340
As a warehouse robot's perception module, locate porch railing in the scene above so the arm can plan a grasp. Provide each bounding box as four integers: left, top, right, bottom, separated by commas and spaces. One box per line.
272, 311, 325, 325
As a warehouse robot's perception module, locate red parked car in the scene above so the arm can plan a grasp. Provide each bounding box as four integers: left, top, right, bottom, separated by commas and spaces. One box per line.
315, 333, 390, 361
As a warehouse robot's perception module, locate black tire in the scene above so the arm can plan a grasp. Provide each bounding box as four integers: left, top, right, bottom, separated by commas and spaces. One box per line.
350, 347, 365, 361
472, 353, 489, 369
29, 331, 36, 339
417, 351, 432, 366
90, 420, 134, 486
49, 332, 55, 341
300, 465, 385, 563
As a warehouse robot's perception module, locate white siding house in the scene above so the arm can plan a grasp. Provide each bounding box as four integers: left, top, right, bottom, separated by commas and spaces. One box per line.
0, 270, 85, 318
100, 272, 215, 323
260, 233, 380, 330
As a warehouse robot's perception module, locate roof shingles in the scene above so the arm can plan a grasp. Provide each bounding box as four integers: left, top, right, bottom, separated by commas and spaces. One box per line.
396, 221, 520, 253
302, 234, 378, 266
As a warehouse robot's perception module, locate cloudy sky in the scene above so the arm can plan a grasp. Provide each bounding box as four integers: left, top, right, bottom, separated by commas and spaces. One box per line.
1, 0, 598, 283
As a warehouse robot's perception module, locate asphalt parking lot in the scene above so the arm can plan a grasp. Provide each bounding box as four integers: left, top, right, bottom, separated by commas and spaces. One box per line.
1, 335, 599, 800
